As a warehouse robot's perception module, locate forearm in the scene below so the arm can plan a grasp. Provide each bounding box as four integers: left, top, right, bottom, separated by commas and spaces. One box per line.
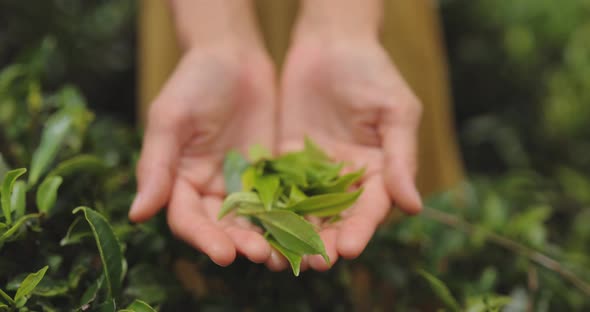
167, 0, 262, 50
296, 0, 383, 40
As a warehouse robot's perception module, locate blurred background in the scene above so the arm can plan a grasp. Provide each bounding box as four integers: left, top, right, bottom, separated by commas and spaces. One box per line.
0, 0, 589, 311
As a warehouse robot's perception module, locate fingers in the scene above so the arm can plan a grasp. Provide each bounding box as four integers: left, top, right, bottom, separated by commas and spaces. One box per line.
308, 227, 339, 271
226, 226, 271, 264
380, 94, 423, 215
129, 123, 180, 222
265, 249, 289, 272
337, 175, 390, 259
168, 179, 236, 267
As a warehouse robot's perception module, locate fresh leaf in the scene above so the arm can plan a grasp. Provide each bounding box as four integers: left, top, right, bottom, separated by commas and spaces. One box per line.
218, 192, 263, 219
14, 266, 48, 302
303, 137, 330, 162
248, 144, 272, 162
73, 207, 123, 298
0, 154, 8, 183
310, 168, 364, 193
254, 174, 280, 211
36, 176, 63, 214
466, 295, 512, 312
0, 214, 40, 243
267, 235, 302, 276
95, 298, 116, 312
241, 166, 257, 191
287, 189, 362, 217
125, 299, 157, 312
79, 275, 103, 309
250, 210, 329, 263
28, 112, 73, 185
223, 150, 250, 194
60, 217, 92, 246
10, 181, 26, 219
1, 168, 26, 224
29, 100, 93, 186
287, 185, 308, 206
46, 154, 105, 178
417, 269, 461, 312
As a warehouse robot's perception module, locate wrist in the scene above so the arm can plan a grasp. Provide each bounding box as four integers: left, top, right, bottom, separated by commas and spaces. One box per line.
295, 0, 382, 42
169, 0, 263, 51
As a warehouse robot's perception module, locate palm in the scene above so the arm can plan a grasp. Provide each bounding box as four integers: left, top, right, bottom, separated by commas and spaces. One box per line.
277, 38, 422, 271
133, 49, 276, 266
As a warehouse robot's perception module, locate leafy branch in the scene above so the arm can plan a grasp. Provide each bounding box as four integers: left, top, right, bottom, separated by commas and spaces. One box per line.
422, 207, 590, 297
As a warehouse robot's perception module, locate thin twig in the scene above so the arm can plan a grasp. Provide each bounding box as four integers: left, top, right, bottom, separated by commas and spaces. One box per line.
422, 206, 590, 297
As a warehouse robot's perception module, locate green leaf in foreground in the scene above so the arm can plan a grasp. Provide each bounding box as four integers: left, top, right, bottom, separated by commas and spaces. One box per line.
1, 168, 27, 224
417, 269, 461, 312
10, 181, 26, 220
223, 150, 250, 194
36, 176, 63, 214
287, 189, 363, 217
251, 210, 329, 263
125, 299, 157, 312
0, 288, 14, 305
310, 168, 365, 193
267, 235, 302, 276
254, 174, 280, 211
73, 207, 123, 298
248, 144, 272, 162
218, 192, 263, 219
14, 266, 48, 302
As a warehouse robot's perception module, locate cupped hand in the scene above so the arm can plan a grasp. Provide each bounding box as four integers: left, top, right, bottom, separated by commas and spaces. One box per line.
270, 35, 423, 272
129, 46, 276, 266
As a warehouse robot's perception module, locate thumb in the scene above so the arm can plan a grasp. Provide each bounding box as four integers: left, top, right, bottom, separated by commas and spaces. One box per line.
381, 100, 423, 215
129, 126, 179, 222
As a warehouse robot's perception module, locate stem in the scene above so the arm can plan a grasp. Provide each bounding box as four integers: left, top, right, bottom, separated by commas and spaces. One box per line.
0, 288, 14, 306
422, 207, 590, 297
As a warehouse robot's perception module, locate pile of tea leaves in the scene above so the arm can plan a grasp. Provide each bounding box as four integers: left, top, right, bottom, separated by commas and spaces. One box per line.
220, 139, 364, 275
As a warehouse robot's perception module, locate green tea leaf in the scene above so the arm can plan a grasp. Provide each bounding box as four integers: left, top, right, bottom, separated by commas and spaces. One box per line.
466, 295, 512, 312
14, 266, 48, 302
287, 189, 363, 217
223, 150, 250, 194
241, 166, 257, 191
125, 299, 157, 312
303, 137, 330, 162
73, 207, 123, 298
253, 210, 329, 263
36, 176, 63, 214
46, 154, 105, 178
417, 269, 461, 312
60, 217, 92, 246
267, 235, 302, 276
269, 154, 308, 187
95, 298, 116, 312
254, 174, 280, 211
218, 192, 263, 220
1, 168, 26, 224
29, 113, 72, 186
310, 168, 365, 193
287, 185, 308, 206
248, 144, 272, 162
0, 214, 40, 243
0, 154, 8, 184
79, 276, 103, 308
11, 181, 26, 220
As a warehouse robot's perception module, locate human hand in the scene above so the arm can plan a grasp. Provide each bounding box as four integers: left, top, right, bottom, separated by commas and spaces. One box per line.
129, 42, 277, 266
270, 6, 423, 271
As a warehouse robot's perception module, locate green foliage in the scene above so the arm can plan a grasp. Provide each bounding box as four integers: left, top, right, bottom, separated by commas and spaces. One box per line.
0, 1, 589, 310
